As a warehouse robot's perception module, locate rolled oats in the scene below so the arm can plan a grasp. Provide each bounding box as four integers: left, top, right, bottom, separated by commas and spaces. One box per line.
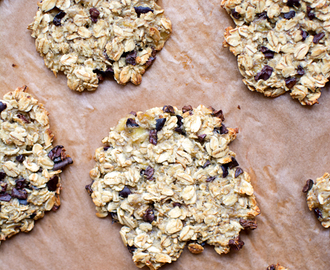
0, 86, 72, 244
222, 0, 330, 105
87, 105, 260, 269
28, 0, 172, 92
304, 172, 330, 228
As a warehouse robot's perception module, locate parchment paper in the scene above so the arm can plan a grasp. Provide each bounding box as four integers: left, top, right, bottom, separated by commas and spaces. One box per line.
0, 0, 330, 269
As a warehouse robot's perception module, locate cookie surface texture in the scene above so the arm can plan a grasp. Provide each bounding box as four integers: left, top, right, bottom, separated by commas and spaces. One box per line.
0, 86, 72, 243
28, 0, 172, 91
222, 0, 330, 105
267, 264, 289, 270
88, 105, 260, 269
304, 173, 330, 228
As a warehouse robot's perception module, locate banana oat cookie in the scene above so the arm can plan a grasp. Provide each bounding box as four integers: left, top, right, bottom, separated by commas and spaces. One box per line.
86, 105, 260, 270
267, 264, 289, 270
222, 0, 330, 105
28, 0, 172, 92
0, 86, 72, 243
303, 173, 330, 228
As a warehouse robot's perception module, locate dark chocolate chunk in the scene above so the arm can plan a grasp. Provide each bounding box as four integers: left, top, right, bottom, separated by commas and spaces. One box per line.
255, 65, 273, 81
173, 202, 181, 207
307, 6, 315, 20
313, 32, 325, 44
212, 109, 225, 121
85, 181, 94, 195
145, 56, 156, 68
283, 10, 295, 19
257, 11, 267, 19
239, 219, 257, 230
174, 115, 185, 135
0, 181, 7, 193
314, 208, 322, 219
231, 9, 240, 19
197, 134, 206, 143
119, 186, 132, 198
104, 146, 110, 151
11, 188, 27, 200
235, 167, 244, 178
125, 50, 137, 65
285, 77, 297, 89
287, 0, 300, 7
297, 65, 305, 75
47, 175, 59, 192
94, 67, 114, 82
52, 204, 60, 211
182, 105, 193, 113
127, 245, 137, 254
156, 118, 166, 131
48, 145, 65, 162
228, 236, 244, 251
260, 46, 275, 59
144, 166, 154, 180
302, 179, 314, 193
143, 208, 155, 223
202, 160, 211, 168
30, 213, 36, 219
221, 165, 228, 178
220, 124, 229, 134
267, 265, 276, 270
162, 105, 175, 114
53, 11, 66, 26
134, 6, 153, 17
89, 7, 100, 23
227, 157, 239, 169
0, 101, 7, 113
17, 113, 30, 123
16, 178, 27, 190
18, 199, 28, 205
53, 157, 73, 171
206, 176, 216, 182
0, 171, 6, 180
126, 118, 139, 128
300, 29, 308, 41
16, 155, 25, 163
0, 193, 11, 202
149, 129, 157, 145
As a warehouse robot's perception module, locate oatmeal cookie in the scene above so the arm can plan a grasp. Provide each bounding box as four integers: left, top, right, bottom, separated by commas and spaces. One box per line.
28, 0, 172, 91
0, 86, 72, 243
267, 264, 289, 270
87, 105, 260, 270
303, 173, 330, 228
222, 0, 330, 105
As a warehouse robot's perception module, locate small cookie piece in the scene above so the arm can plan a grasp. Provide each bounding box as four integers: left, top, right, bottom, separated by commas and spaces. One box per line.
28, 0, 172, 91
222, 0, 330, 105
304, 173, 330, 228
267, 264, 289, 270
87, 105, 260, 270
0, 86, 72, 243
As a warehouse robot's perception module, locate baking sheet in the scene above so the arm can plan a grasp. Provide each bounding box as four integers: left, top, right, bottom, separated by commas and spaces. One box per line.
0, 0, 330, 269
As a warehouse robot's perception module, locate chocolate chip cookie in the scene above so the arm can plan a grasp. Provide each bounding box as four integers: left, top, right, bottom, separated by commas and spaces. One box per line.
87, 105, 260, 269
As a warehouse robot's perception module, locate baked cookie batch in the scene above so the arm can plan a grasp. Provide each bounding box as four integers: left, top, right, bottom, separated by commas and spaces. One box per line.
0, 0, 329, 269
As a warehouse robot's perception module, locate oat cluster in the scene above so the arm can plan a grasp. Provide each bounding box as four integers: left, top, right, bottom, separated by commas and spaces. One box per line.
87, 105, 260, 270
304, 172, 330, 228
0, 86, 72, 243
222, 0, 330, 105
28, 0, 172, 92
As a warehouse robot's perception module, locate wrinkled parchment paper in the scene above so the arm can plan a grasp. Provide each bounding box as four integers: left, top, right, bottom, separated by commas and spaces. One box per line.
1, 0, 330, 269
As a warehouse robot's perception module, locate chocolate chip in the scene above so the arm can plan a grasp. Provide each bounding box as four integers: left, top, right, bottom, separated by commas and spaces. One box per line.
0, 193, 11, 202
267, 265, 276, 270
231, 9, 240, 19
0, 102, 7, 113
126, 118, 139, 127
182, 105, 193, 113
53, 11, 66, 26
89, 7, 100, 23
198, 134, 206, 143
285, 77, 297, 89
134, 6, 153, 17
119, 186, 132, 198
149, 129, 157, 145
11, 188, 27, 199
104, 146, 110, 151
283, 10, 295, 19
0, 172, 6, 180
47, 175, 59, 192
93, 67, 114, 81
307, 6, 315, 20
302, 179, 314, 193
313, 32, 325, 44
53, 157, 73, 171
239, 219, 257, 230
110, 212, 119, 223
202, 160, 211, 168
228, 236, 244, 251
163, 105, 175, 114
300, 29, 308, 41
52, 204, 60, 211
85, 181, 94, 195
144, 166, 154, 180
0, 182, 7, 193
235, 167, 244, 178
16, 155, 25, 163
212, 109, 225, 121
18, 199, 28, 205
156, 118, 166, 131
48, 145, 65, 162
255, 65, 273, 81
143, 208, 155, 223
145, 56, 156, 68
173, 202, 181, 207
260, 46, 275, 59
29, 213, 36, 219
220, 124, 229, 134
127, 245, 136, 254
206, 176, 216, 182
125, 50, 137, 65
314, 208, 322, 219
227, 157, 239, 169
16, 178, 27, 190
287, 0, 300, 7
221, 165, 228, 178
297, 65, 305, 75
17, 113, 30, 123
257, 11, 267, 19
174, 115, 186, 135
